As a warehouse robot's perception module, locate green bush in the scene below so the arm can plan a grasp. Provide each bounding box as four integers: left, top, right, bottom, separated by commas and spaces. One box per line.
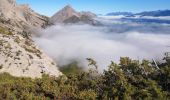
0, 57, 169, 99
59, 62, 83, 75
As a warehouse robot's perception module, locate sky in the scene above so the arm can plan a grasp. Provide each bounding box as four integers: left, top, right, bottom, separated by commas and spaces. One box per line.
17, 0, 170, 17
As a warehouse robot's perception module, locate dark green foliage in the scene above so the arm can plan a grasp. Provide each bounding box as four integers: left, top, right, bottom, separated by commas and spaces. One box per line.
152, 64, 170, 94
0, 64, 3, 69
59, 62, 83, 75
0, 57, 169, 100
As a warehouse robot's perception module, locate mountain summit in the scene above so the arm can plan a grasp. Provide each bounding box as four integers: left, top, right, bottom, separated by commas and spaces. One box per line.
49, 5, 99, 25
0, 0, 47, 32
50, 5, 80, 23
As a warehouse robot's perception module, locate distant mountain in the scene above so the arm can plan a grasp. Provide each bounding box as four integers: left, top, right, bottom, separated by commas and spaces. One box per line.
49, 5, 99, 25
106, 12, 133, 16
135, 10, 170, 17
49, 5, 79, 23
121, 18, 170, 24
106, 10, 170, 17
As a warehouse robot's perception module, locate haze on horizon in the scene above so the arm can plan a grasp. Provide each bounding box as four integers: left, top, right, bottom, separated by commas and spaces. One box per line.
17, 0, 170, 16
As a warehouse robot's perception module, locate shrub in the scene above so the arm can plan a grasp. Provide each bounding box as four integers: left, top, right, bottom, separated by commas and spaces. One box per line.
0, 57, 169, 99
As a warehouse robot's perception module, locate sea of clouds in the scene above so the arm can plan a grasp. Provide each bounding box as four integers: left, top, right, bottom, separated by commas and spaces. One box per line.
34, 18, 170, 70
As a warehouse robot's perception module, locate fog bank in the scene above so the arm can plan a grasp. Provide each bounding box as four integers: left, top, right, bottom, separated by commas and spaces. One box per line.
34, 22, 170, 70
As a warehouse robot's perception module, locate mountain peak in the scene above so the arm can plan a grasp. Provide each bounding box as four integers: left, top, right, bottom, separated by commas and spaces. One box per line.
64, 4, 73, 9
61, 4, 76, 14
49, 5, 79, 23
49, 5, 98, 25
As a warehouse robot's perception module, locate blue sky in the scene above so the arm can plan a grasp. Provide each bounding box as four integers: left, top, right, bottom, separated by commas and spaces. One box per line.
17, 0, 170, 16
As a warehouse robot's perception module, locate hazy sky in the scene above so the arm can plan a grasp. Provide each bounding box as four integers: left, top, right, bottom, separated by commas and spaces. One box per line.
17, 0, 170, 16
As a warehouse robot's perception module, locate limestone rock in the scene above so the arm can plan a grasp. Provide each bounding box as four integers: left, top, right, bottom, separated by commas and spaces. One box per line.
0, 0, 48, 32
49, 5, 99, 25
0, 0, 62, 78
0, 26, 62, 78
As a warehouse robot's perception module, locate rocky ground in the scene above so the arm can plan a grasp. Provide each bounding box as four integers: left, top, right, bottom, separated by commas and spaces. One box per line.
0, 0, 62, 78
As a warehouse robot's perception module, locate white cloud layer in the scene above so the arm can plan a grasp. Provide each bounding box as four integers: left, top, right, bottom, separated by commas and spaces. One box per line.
34, 21, 170, 70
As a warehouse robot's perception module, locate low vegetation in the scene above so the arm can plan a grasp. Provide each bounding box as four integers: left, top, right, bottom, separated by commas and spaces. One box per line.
23, 45, 42, 58
0, 57, 169, 100
0, 26, 13, 35
59, 62, 83, 75
0, 64, 3, 69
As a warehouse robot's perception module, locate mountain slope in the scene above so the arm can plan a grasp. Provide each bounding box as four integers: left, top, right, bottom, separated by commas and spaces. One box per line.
136, 10, 170, 17
0, 0, 48, 32
50, 5, 80, 23
49, 5, 99, 25
0, 0, 62, 78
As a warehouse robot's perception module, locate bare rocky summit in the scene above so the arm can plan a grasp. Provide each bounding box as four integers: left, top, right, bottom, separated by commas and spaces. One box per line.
50, 5, 79, 23
49, 5, 99, 25
0, 0, 48, 32
0, 0, 62, 78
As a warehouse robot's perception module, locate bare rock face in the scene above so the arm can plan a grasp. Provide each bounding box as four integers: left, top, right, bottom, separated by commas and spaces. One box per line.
0, 0, 48, 32
63, 15, 81, 23
7, 0, 16, 4
0, 0, 62, 78
80, 11, 97, 18
0, 25, 62, 78
50, 5, 80, 23
49, 5, 99, 25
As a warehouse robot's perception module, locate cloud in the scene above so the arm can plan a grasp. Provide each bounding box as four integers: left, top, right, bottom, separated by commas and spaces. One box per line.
34, 20, 170, 71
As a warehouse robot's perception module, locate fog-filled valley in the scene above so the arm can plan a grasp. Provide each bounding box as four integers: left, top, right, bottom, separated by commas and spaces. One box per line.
34, 17, 170, 70
1, 0, 170, 99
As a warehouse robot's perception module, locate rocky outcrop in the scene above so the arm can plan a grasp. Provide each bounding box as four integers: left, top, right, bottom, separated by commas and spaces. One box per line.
49, 5, 99, 25
50, 5, 80, 23
0, 0, 62, 78
0, 0, 48, 32
0, 25, 62, 78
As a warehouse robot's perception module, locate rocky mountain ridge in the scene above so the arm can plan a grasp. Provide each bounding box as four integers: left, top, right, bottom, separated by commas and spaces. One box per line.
0, 0, 62, 78
49, 5, 99, 25
0, 0, 48, 32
